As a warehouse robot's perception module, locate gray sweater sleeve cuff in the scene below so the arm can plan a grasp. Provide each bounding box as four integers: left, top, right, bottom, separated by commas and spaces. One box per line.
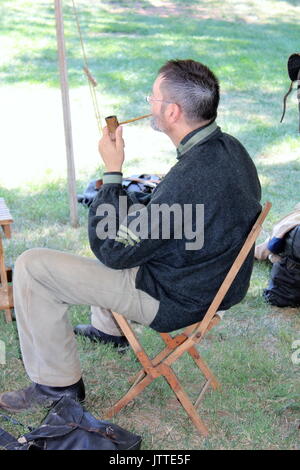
103, 172, 123, 185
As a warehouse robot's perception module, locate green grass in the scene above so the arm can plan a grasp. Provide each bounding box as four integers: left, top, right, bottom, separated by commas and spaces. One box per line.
0, 0, 300, 450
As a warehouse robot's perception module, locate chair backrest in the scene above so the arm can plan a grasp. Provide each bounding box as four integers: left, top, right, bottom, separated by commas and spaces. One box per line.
164, 201, 272, 365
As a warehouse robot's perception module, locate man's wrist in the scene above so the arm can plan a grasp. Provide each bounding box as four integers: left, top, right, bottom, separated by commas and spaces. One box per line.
105, 167, 123, 173
103, 171, 123, 185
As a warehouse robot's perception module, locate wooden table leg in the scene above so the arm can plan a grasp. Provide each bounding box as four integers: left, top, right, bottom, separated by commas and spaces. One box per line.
0, 238, 13, 322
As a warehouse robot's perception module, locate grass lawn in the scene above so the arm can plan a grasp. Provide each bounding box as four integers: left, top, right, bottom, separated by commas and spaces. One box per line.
0, 0, 299, 450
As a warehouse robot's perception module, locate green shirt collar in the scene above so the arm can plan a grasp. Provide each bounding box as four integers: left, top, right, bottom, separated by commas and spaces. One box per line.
176, 121, 218, 159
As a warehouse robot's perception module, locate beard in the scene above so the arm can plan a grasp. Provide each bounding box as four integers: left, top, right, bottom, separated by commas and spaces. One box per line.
150, 115, 165, 133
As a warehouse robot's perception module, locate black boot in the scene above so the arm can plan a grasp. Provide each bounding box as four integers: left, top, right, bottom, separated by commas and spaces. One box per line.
0, 378, 85, 413
74, 324, 129, 351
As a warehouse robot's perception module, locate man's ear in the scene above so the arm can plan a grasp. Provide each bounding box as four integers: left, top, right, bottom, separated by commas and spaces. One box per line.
166, 103, 182, 123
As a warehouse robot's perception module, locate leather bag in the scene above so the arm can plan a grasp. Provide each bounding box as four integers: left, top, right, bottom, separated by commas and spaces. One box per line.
0, 396, 142, 450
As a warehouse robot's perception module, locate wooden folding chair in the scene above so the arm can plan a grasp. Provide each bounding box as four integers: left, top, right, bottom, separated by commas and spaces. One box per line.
105, 202, 272, 437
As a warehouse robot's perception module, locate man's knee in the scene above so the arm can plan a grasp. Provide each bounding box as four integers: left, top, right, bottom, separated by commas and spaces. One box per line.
14, 248, 50, 276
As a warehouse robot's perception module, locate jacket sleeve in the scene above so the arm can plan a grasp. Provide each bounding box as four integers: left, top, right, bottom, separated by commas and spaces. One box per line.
88, 179, 172, 270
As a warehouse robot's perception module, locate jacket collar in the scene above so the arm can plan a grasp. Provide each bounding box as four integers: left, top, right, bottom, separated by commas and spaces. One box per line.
176, 120, 218, 159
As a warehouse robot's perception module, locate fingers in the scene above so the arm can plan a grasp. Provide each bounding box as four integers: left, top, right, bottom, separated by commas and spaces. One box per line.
99, 125, 124, 152
99, 126, 113, 146
115, 126, 125, 150
115, 125, 123, 138
99, 126, 125, 150
102, 126, 109, 137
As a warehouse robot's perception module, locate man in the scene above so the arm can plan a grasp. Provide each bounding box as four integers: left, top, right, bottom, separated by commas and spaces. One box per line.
0, 59, 261, 412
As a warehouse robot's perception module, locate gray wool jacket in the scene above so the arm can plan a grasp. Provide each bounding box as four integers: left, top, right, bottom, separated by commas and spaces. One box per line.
88, 121, 261, 332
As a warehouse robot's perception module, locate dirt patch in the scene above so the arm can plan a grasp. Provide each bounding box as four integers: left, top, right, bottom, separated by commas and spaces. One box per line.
116, 403, 205, 448
270, 306, 300, 318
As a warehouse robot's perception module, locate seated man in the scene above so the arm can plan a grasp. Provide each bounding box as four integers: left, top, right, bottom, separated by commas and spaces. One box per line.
0, 59, 261, 412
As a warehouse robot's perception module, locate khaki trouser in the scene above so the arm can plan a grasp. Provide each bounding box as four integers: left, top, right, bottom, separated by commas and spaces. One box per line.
13, 248, 160, 387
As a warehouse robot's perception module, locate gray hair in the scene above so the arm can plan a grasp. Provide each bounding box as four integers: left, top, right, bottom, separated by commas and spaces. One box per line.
158, 59, 220, 123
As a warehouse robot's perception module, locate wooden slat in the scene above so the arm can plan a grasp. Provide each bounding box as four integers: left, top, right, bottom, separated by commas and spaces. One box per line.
0, 221, 13, 321
0, 198, 13, 239
158, 364, 209, 436
111, 311, 158, 376
0, 198, 13, 223
0, 267, 13, 283
188, 347, 221, 390
105, 373, 154, 419
0, 285, 13, 309
2, 225, 12, 239
194, 379, 212, 408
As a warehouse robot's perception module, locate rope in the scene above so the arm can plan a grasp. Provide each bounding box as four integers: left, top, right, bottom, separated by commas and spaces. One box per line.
71, 0, 102, 135
280, 68, 300, 133
280, 81, 293, 123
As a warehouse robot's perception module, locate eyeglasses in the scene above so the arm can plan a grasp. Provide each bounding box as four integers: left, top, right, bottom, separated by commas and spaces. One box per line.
145, 95, 174, 104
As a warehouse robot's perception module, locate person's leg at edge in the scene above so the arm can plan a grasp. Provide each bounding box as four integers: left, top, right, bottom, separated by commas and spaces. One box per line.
0, 248, 159, 412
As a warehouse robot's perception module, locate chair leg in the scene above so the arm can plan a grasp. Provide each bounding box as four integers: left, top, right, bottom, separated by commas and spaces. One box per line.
107, 320, 210, 436
128, 332, 188, 385
105, 372, 154, 419
159, 364, 209, 437
4, 308, 12, 323
161, 332, 221, 390
107, 361, 210, 437
194, 379, 212, 408
188, 347, 221, 390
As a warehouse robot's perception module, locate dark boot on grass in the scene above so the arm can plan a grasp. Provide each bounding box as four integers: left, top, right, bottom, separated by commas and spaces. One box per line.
74, 324, 129, 352
0, 378, 85, 413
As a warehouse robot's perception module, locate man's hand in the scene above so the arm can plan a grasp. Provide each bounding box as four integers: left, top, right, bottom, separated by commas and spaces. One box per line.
98, 126, 125, 172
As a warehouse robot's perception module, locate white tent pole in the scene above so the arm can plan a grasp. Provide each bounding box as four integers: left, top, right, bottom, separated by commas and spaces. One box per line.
54, 0, 79, 228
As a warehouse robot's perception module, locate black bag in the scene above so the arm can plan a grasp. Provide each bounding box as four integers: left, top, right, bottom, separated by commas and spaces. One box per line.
77, 174, 161, 208
281, 225, 300, 261
263, 225, 300, 307
0, 396, 142, 450
263, 256, 300, 307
